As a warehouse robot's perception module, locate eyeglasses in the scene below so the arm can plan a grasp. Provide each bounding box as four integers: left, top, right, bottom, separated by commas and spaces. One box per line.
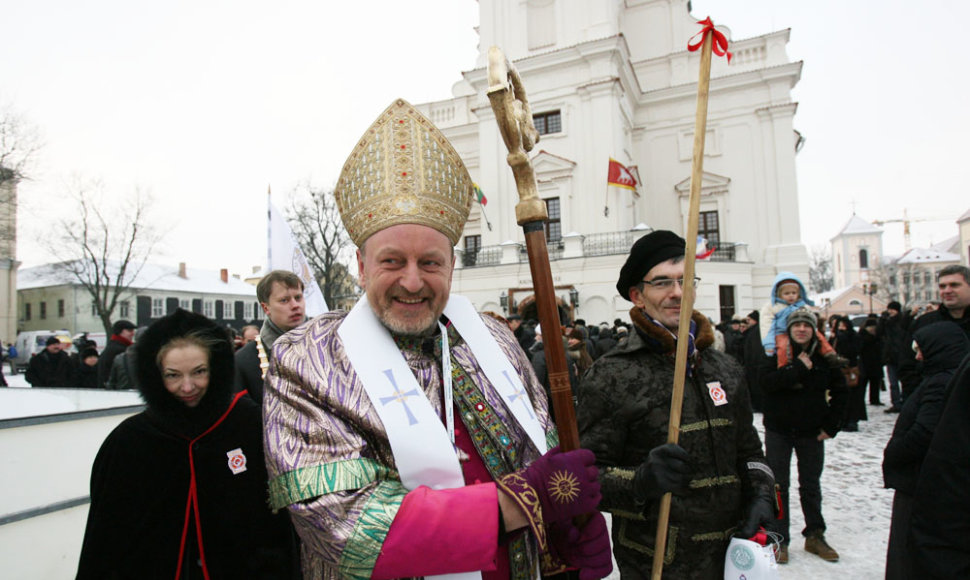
640, 277, 701, 290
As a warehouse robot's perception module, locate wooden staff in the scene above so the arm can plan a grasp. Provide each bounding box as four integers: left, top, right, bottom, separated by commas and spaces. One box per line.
486, 46, 579, 451
651, 28, 716, 580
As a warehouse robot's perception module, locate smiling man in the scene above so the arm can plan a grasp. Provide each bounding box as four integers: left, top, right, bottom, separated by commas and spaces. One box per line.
261, 99, 610, 580
577, 230, 776, 579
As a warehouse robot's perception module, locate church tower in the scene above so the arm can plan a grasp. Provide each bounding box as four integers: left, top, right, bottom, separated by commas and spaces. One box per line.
830, 214, 883, 289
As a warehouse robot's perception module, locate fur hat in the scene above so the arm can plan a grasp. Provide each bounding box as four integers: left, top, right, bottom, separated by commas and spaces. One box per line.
887, 301, 902, 311
787, 307, 818, 331
45, 336, 61, 346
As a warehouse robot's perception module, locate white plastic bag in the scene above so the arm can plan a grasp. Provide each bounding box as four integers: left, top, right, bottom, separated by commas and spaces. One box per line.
724, 536, 779, 580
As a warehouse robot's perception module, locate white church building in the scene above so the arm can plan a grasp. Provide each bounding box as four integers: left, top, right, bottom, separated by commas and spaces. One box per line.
414, 0, 809, 325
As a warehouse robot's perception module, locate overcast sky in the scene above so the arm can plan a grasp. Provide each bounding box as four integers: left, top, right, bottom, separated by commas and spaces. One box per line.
3, 0, 967, 275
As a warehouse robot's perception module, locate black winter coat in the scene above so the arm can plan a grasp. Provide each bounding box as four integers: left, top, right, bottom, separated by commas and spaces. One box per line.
883, 322, 970, 495
578, 309, 772, 578
860, 329, 884, 379
911, 350, 970, 578
760, 337, 848, 438
97, 337, 131, 389
25, 349, 73, 387
77, 310, 295, 579
233, 339, 264, 404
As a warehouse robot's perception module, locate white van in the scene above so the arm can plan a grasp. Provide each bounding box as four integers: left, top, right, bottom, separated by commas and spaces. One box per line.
12, 330, 71, 374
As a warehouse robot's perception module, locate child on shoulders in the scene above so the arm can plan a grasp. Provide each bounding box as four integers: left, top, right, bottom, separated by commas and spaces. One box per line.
760, 272, 836, 367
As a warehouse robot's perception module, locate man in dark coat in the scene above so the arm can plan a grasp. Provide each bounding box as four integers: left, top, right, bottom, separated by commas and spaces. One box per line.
578, 231, 775, 579
760, 308, 848, 564
234, 270, 306, 404
741, 310, 766, 412
25, 337, 73, 387
595, 325, 618, 358
879, 301, 908, 412
506, 313, 536, 354
898, 266, 970, 402
883, 322, 969, 579
860, 317, 885, 405
96, 319, 136, 388
910, 345, 970, 578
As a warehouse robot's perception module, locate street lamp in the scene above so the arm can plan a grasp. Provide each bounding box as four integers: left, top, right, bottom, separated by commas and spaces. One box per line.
569, 287, 579, 309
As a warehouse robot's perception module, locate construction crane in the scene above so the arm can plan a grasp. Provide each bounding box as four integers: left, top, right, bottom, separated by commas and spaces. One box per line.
871, 208, 934, 252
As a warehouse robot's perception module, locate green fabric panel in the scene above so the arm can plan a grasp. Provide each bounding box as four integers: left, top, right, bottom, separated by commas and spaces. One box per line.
268, 458, 399, 510
338, 481, 407, 580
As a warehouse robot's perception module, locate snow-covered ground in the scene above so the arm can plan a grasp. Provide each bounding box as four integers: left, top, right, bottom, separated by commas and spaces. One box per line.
605, 405, 896, 579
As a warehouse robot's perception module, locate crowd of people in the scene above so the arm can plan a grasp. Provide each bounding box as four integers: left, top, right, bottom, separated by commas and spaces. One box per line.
13, 99, 970, 579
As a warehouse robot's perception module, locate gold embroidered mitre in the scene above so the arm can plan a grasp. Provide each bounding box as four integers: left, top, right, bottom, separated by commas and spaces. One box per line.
334, 99, 474, 247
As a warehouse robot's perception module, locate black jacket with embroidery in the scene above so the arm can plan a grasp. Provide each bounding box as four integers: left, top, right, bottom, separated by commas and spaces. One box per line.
77, 309, 295, 579
577, 309, 772, 576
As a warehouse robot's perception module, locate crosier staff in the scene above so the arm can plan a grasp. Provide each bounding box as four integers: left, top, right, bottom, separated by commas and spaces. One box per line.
651, 18, 732, 580
486, 46, 580, 452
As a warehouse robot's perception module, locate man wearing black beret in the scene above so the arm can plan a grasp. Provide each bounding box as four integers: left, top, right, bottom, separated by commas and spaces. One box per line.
577, 230, 775, 579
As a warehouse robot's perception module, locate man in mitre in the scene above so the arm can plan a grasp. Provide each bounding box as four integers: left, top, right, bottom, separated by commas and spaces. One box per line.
263, 99, 611, 580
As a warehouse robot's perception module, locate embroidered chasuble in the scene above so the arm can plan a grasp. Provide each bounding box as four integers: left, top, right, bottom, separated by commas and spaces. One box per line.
264, 310, 557, 580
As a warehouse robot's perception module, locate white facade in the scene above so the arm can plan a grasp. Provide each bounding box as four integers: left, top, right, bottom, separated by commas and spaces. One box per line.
417, 0, 809, 325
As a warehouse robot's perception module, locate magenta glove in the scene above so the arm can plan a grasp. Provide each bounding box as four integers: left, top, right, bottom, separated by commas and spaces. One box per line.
520, 446, 601, 524
549, 512, 614, 580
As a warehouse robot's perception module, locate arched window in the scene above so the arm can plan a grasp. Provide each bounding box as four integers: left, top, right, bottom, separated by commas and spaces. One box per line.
859, 248, 869, 269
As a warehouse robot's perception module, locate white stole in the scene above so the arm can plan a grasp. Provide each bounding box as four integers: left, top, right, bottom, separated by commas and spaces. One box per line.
338, 295, 547, 580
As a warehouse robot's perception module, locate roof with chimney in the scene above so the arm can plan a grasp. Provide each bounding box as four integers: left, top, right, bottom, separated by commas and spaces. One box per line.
17, 261, 256, 296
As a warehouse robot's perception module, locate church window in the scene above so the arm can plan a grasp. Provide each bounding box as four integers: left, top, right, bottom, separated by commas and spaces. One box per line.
25, 303, 31, 321
533, 111, 562, 135
40, 302, 47, 320
463, 235, 482, 267
58, 299, 65, 318
699, 211, 720, 246
545, 197, 562, 242
859, 248, 868, 269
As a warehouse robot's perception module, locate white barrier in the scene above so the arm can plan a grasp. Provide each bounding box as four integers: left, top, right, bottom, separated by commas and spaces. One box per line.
0, 389, 143, 579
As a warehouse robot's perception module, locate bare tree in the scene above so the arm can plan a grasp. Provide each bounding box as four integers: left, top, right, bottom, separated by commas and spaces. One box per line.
808, 244, 834, 294
286, 183, 357, 308
0, 100, 42, 249
47, 182, 163, 334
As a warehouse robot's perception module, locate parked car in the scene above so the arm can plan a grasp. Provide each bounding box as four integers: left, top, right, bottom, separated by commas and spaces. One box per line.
12, 330, 71, 374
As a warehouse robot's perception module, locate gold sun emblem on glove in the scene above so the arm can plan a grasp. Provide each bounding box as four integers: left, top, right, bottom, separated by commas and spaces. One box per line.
548, 470, 581, 504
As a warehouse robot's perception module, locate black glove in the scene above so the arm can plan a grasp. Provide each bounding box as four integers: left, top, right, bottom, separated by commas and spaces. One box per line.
735, 495, 775, 538
633, 443, 691, 501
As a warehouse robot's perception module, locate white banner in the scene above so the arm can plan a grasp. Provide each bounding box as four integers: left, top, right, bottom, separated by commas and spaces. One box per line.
267, 195, 328, 317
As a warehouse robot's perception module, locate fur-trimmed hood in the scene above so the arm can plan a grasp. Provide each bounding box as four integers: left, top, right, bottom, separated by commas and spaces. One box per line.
135, 309, 236, 438
627, 307, 715, 355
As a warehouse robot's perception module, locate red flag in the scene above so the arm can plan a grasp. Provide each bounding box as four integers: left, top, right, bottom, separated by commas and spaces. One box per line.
607, 158, 638, 191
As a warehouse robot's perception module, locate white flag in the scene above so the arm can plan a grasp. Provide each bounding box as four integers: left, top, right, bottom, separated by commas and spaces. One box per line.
268, 197, 328, 316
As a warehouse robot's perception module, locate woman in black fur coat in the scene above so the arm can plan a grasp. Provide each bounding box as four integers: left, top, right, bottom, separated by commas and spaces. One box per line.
77, 309, 295, 579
